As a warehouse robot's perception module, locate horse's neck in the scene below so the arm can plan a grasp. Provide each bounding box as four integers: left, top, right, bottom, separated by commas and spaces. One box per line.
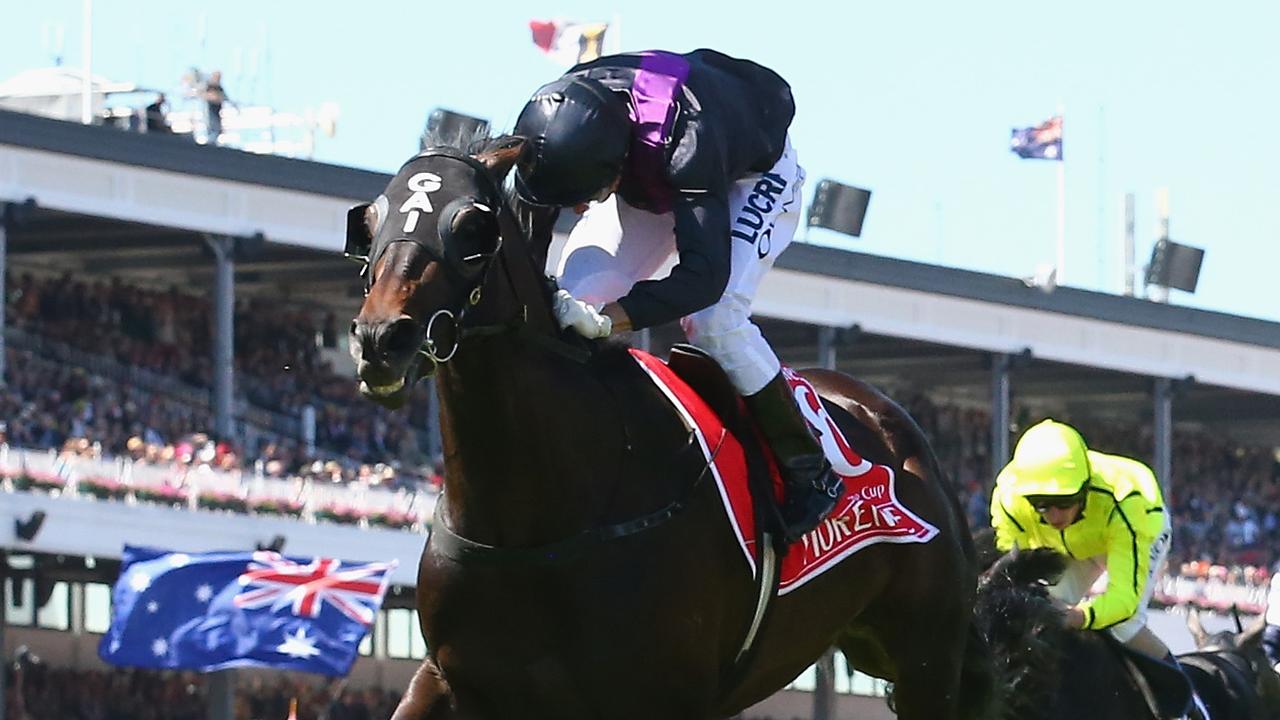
432, 204, 620, 546
433, 340, 624, 547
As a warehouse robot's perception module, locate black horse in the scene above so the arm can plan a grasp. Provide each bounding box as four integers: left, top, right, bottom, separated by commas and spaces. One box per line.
976, 544, 1272, 719
347, 134, 993, 719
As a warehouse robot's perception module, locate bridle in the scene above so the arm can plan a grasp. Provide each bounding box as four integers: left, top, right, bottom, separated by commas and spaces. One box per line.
347, 146, 587, 373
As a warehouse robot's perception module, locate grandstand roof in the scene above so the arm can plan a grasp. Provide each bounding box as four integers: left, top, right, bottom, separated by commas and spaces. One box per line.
3, 109, 1278, 444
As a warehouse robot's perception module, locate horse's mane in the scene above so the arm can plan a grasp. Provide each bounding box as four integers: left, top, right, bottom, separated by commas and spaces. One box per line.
975, 548, 1072, 718
417, 127, 555, 245
423, 122, 496, 159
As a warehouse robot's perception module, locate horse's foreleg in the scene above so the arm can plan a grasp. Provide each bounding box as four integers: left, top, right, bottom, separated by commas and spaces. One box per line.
390, 658, 457, 720
880, 618, 967, 720
861, 582, 972, 720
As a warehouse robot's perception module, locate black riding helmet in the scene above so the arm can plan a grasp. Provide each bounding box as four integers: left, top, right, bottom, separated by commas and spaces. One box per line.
514, 75, 632, 207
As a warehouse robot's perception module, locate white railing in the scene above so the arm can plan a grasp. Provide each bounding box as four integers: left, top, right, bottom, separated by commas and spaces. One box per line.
1154, 572, 1269, 614
0, 444, 436, 532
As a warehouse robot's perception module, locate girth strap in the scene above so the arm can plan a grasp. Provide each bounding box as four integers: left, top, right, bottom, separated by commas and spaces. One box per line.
427, 431, 710, 566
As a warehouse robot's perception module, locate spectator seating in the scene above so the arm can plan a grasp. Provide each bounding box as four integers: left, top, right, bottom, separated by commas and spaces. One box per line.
6, 662, 401, 720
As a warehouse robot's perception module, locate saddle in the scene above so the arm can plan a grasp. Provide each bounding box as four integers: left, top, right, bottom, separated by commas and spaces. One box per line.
1107, 636, 1196, 719
666, 344, 786, 545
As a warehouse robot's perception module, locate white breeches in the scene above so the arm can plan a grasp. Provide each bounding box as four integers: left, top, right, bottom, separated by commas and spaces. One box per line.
1048, 520, 1172, 642
549, 139, 805, 395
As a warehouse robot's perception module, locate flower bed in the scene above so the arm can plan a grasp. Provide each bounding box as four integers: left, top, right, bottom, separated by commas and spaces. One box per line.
12, 470, 67, 494
78, 475, 128, 501
367, 510, 419, 530
314, 505, 363, 526
135, 484, 190, 508
198, 491, 249, 513
251, 497, 305, 518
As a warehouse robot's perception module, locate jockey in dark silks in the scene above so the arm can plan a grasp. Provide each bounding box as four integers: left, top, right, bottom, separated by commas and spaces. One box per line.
512, 49, 843, 543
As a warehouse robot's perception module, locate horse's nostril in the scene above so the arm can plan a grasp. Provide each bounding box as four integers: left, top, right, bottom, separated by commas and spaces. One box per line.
380, 318, 422, 356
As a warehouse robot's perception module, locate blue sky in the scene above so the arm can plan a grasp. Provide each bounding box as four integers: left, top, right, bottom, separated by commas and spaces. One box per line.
4, 1, 1277, 323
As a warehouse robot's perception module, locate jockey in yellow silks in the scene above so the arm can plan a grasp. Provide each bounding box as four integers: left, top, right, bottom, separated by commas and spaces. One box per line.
991, 419, 1211, 718
991, 419, 1173, 655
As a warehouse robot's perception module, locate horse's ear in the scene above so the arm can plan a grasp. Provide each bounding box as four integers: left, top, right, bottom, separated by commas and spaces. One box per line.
1237, 612, 1267, 650
475, 135, 526, 180
1186, 606, 1209, 648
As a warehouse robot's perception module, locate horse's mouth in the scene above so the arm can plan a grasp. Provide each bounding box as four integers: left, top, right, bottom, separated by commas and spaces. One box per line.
359, 374, 411, 409
361, 376, 406, 397
358, 354, 432, 409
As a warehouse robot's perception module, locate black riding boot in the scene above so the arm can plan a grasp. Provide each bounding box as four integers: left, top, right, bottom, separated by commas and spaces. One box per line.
745, 372, 844, 544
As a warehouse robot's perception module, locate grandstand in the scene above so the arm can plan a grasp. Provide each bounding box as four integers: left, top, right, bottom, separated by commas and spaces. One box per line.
2, 104, 1279, 720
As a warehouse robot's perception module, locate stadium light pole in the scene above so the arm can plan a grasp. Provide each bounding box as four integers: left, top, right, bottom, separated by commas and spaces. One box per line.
812, 325, 841, 720
990, 348, 1031, 473
0, 203, 8, 386
207, 670, 235, 720
0, 551, 7, 720
1151, 377, 1190, 497
1151, 378, 1174, 506
204, 234, 237, 442
0, 199, 37, 386
990, 353, 1013, 467
816, 327, 837, 373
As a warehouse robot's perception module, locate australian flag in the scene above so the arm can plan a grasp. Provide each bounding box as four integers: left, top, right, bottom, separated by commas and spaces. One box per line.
1010, 115, 1063, 160
99, 546, 397, 676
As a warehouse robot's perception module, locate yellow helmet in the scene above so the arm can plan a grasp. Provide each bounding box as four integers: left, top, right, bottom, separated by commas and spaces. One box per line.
1008, 419, 1091, 497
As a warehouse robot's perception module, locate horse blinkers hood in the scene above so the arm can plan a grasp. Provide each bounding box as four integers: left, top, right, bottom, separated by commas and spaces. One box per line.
514, 75, 631, 207
349, 151, 502, 293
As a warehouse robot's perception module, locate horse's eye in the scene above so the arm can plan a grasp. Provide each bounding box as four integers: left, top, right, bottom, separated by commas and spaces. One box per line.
367, 196, 388, 235
450, 205, 500, 262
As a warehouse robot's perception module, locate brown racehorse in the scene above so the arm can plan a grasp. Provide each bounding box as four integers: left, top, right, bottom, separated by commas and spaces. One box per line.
347, 134, 993, 720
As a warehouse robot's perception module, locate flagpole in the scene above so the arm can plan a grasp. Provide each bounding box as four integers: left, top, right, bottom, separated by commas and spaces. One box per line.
610, 13, 622, 53
1056, 152, 1065, 283
80, 0, 93, 124
0, 568, 7, 720
208, 670, 235, 720
1055, 106, 1066, 285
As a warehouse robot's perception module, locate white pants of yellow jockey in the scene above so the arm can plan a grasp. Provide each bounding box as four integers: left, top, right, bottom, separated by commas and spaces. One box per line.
1048, 520, 1172, 643
548, 139, 805, 395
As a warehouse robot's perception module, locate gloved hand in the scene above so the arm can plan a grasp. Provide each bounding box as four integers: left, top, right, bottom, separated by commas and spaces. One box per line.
552, 289, 613, 338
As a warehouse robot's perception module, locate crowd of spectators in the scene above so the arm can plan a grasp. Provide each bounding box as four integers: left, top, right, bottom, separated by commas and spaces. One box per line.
5, 660, 399, 720
0, 344, 439, 494
3, 272, 438, 488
